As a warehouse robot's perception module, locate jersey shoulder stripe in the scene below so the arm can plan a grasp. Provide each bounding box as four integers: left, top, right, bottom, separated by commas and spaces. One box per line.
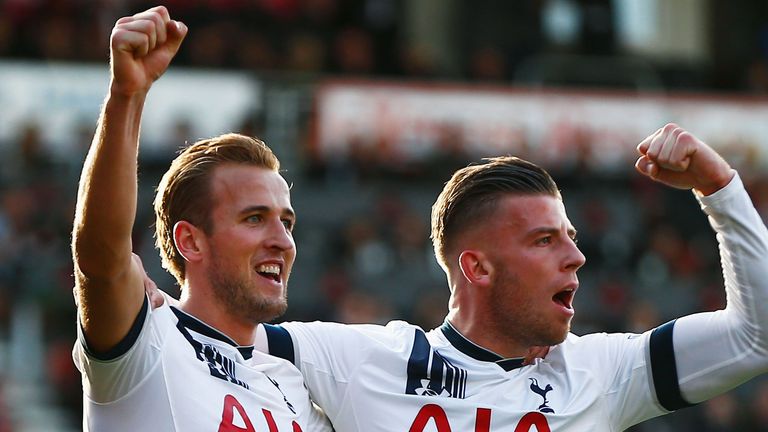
649, 319, 694, 411
263, 323, 296, 364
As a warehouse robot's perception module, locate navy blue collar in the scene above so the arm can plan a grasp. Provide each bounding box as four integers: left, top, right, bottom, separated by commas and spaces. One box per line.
171, 307, 255, 360
440, 320, 526, 371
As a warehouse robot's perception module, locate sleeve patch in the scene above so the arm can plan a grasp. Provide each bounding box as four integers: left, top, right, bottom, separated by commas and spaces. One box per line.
649, 320, 695, 411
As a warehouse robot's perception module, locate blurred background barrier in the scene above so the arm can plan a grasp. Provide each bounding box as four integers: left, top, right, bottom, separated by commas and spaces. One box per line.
3, 1, 768, 431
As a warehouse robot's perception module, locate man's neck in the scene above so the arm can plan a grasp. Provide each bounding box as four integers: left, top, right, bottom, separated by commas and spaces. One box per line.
179, 287, 258, 346
446, 309, 529, 359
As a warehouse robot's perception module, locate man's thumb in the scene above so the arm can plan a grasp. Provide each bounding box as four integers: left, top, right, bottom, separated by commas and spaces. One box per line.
634, 156, 656, 178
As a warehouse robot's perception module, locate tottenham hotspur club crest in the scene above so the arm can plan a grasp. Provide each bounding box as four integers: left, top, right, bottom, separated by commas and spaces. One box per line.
529, 378, 555, 413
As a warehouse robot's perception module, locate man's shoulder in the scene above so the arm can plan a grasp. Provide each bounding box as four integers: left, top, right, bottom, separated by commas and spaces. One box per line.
274, 319, 425, 355
280, 319, 421, 336
548, 331, 648, 364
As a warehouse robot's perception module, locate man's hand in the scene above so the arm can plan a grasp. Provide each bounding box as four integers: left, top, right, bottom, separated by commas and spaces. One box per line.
133, 253, 180, 309
635, 123, 734, 196
110, 6, 187, 96
131, 253, 166, 309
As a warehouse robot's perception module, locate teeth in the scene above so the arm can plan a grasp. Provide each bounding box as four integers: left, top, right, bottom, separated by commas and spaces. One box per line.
256, 264, 280, 275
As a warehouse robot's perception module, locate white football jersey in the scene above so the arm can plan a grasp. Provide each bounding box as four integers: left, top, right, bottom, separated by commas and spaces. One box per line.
73, 298, 332, 432
265, 319, 668, 432
262, 173, 768, 432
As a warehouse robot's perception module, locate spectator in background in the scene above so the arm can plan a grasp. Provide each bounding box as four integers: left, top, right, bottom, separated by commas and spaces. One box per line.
332, 27, 375, 75
745, 379, 768, 431
467, 45, 508, 82
689, 393, 747, 432
285, 32, 327, 72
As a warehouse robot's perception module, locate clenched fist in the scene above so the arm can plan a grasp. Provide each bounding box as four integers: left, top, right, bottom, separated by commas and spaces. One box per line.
109, 6, 187, 96
635, 123, 734, 196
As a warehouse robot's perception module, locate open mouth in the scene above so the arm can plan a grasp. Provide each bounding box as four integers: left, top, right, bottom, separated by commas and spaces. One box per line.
256, 263, 281, 283
552, 288, 575, 310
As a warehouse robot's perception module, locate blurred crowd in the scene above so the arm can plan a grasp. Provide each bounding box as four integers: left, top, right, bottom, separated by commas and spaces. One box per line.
3, 0, 768, 431
1, 0, 433, 78
2, 0, 768, 90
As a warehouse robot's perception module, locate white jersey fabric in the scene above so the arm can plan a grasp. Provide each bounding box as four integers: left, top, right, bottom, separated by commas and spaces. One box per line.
73, 295, 333, 432
262, 173, 768, 432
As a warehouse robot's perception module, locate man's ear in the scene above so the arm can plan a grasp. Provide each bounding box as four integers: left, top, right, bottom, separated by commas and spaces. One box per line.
458, 249, 493, 287
173, 220, 205, 263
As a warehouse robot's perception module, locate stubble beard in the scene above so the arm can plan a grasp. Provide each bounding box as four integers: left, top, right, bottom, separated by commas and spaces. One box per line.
208, 255, 288, 324
490, 267, 570, 348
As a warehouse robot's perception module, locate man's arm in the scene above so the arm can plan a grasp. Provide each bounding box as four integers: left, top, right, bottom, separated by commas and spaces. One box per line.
71, 6, 186, 354
636, 124, 768, 406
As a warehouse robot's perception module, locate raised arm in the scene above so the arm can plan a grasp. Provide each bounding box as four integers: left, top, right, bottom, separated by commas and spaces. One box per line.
636, 123, 768, 407
71, 6, 186, 353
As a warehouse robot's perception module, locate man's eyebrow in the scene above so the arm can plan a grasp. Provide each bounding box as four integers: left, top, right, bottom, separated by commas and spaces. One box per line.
240, 205, 296, 218
527, 226, 578, 237
526, 226, 558, 238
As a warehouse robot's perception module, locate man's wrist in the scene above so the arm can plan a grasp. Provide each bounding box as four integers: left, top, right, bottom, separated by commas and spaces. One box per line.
694, 169, 736, 197
104, 89, 148, 113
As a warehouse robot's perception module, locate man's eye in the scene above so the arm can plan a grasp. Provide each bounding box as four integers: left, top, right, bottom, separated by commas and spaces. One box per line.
537, 236, 552, 245
282, 219, 295, 231
247, 215, 263, 223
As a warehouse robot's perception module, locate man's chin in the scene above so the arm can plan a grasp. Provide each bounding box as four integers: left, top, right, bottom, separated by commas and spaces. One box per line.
536, 326, 570, 348
245, 299, 288, 324
260, 302, 288, 323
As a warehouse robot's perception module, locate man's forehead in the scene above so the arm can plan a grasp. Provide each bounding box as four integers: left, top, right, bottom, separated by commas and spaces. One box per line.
212, 164, 287, 187
495, 194, 572, 227
210, 165, 292, 205
497, 193, 565, 211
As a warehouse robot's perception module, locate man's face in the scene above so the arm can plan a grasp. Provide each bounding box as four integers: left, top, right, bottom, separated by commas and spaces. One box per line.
203, 164, 296, 323
479, 194, 585, 347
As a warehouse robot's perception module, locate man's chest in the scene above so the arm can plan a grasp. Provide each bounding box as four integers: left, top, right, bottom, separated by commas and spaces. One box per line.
162, 330, 313, 431
336, 351, 610, 432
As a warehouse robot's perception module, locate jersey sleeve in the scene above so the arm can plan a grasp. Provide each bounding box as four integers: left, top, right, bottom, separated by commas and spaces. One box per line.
569, 330, 665, 430
72, 294, 169, 404
665, 173, 768, 403
262, 320, 409, 420
577, 324, 724, 430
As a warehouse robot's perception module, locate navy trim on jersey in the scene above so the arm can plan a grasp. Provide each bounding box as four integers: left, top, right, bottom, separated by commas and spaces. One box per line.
440, 321, 525, 371
263, 324, 296, 364
406, 329, 468, 398
84, 296, 149, 361
171, 307, 255, 360
649, 320, 694, 411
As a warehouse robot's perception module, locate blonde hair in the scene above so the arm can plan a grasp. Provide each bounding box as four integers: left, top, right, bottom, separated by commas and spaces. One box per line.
154, 133, 280, 285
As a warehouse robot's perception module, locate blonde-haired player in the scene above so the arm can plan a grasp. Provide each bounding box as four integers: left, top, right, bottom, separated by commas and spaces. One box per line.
71, 6, 332, 431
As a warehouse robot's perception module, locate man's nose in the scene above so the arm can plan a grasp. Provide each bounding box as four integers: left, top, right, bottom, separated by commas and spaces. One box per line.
265, 219, 295, 251
564, 239, 586, 271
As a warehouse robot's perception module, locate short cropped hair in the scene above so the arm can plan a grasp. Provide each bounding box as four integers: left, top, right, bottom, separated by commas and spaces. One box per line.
430, 156, 560, 269
154, 133, 280, 285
